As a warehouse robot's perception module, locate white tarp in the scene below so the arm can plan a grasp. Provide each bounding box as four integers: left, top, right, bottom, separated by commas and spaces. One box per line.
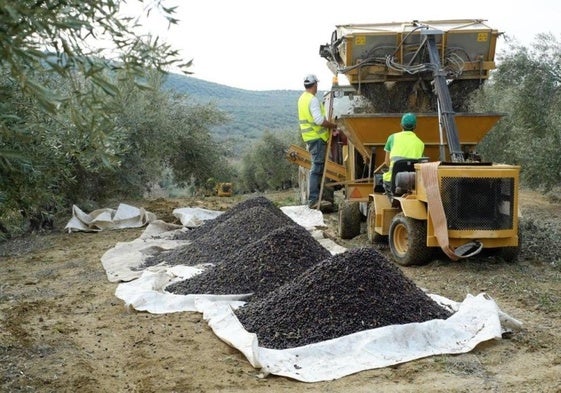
172, 205, 327, 230
202, 293, 521, 382
101, 220, 185, 282
280, 205, 325, 230
115, 265, 250, 314
65, 203, 157, 232
172, 207, 223, 228
114, 265, 522, 382
100, 205, 339, 282
103, 203, 523, 382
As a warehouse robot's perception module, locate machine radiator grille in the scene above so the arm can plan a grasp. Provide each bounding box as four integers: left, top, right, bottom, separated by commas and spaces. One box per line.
441, 177, 514, 230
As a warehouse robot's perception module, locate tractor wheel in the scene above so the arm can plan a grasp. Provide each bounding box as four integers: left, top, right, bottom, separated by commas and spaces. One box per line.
366, 202, 386, 243
496, 227, 522, 262
496, 246, 520, 262
338, 200, 361, 239
388, 213, 432, 266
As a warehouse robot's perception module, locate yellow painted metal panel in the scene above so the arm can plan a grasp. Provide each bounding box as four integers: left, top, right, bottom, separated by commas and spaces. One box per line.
335, 20, 499, 85
428, 233, 519, 248
373, 194, 396, 235
382, 208, 399, 235
338, 113, 503, 166
345, 182, 373, 202
339, 113, 503, 147
396, 197, 427, 220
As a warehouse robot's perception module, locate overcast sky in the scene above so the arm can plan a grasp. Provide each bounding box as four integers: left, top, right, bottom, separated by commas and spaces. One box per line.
124, 0, 561, 91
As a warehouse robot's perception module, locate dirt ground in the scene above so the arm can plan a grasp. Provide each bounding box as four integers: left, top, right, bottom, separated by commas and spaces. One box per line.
1, 189, 561, 393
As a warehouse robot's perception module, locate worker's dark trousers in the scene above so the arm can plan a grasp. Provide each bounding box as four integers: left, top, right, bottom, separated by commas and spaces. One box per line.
306, 139, 334, 204
306, 139, 326, 204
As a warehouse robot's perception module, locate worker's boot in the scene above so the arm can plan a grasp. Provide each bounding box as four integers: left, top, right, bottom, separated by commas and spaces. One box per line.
319, 201, 335, 213
321, 186, 336, 213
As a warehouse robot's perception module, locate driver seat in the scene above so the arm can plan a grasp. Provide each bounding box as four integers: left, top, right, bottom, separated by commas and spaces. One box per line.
390, 158, 422, 197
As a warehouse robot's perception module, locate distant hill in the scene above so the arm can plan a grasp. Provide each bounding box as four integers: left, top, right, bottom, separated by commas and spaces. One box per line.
163, 73, 302, 155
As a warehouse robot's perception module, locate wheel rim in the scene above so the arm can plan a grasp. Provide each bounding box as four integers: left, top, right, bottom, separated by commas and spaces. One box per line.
393, 223, 409, 256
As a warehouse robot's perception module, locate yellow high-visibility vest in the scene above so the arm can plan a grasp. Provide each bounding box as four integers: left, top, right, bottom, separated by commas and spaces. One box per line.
383, 131, 424, 182
298, 92, 329, 142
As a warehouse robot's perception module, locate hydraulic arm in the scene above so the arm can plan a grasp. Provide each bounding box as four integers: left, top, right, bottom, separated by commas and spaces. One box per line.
422, 30, 464, 162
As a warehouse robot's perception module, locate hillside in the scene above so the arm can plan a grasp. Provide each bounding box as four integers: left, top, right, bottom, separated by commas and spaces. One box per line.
164, 73, 303, 155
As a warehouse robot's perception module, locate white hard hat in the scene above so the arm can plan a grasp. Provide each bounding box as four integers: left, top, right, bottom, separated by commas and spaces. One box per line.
304, 74, 319, 85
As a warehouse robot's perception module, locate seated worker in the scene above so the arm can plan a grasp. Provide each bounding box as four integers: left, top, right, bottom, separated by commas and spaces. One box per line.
382, 113, 425, 196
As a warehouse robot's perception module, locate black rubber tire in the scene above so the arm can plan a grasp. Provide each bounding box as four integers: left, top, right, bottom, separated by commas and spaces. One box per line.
338, 200, 361, 239
388, 213, 432, 266
366, 202, 386, 243
496, 227, 522, 262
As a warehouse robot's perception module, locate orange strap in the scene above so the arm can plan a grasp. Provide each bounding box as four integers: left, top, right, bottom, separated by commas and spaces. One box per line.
420, 162, 460, 261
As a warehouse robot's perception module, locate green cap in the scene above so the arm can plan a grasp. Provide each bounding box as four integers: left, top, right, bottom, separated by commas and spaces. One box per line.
401, 113, 416, 130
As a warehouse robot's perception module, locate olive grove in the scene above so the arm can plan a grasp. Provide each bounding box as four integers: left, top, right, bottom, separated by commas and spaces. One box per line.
471, 33, 561, 190
0, 1, 232, 237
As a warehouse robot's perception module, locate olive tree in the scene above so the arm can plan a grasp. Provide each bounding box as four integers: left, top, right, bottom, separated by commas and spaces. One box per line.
112, 71, 236, 198
0, 1, 191, 236
239, 130, 300, 192
471, 33, 561, 190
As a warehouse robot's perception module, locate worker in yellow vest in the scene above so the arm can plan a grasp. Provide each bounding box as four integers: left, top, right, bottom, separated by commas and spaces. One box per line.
297, 74, 337, 209
382, 113, 425, 195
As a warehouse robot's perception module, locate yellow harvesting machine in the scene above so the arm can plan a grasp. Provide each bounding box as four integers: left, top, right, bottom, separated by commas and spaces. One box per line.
216, 182, 233, 197
287, 20, 520, 265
